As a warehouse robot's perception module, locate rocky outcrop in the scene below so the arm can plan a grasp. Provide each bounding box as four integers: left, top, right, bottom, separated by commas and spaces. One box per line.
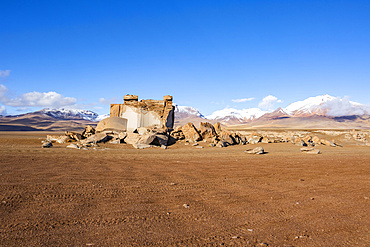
198, 122, 217, 141
96, 116, 127, 132
110, 95, 175, 131
181, 123, 202, 143
82, 125, 95, 138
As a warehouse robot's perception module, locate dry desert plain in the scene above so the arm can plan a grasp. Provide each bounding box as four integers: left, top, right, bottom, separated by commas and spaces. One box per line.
0, 131, 369, 246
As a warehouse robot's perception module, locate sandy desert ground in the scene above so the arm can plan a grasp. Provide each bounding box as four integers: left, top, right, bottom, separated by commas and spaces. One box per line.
0, 131, 369, 246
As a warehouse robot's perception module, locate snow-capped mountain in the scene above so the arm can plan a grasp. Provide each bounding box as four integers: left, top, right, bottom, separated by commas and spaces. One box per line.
283, 95, 370, 117
174, 104, 205, 119
203, 94, 370, 125
206, 108, 267, 124
39, 108, 104, 121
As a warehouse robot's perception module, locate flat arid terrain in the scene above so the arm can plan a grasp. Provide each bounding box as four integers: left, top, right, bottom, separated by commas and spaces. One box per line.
0, 131, 369, 246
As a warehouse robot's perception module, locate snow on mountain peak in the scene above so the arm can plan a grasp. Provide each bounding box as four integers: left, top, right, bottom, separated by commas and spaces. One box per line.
206, 107, 267, 121
284, 94, 336, 115
174, 104, 204, 119
283, 95, 370, 117
40, 108, 103, 121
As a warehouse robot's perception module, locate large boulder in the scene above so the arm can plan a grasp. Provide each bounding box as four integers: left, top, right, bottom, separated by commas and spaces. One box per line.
82, 125, 96, 138
218, 131, 235, 145
248, 132, 262, 144
198, 122, 217, 140
124, 132, 141, 145
312, 136, 321, 144
65, 131, 82, 141
182, 123, 202, 143
137, 133, 157, 145
81, 132, 110, 144
153, 134, 169, 146
213, 122, 222, 135
96, 116, 127, 133
170, 126, 185, 140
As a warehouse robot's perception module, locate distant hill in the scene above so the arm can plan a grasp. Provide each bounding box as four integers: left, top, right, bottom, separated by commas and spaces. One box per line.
0, 109, 99, 131
1, 95, 370, 131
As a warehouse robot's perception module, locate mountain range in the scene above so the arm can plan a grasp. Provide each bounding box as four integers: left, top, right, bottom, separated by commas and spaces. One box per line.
1, 95, 370, 130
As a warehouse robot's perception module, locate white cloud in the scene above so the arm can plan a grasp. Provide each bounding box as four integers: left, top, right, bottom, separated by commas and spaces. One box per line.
99, 97, 118, 105
0, 70, 10, 78
258, 95, 282, 110
0, 105, 6, 115
0, 84, 77, 108
232, 97, 255, 103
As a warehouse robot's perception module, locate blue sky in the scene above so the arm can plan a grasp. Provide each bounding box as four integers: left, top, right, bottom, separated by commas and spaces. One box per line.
1, 0, 370, 116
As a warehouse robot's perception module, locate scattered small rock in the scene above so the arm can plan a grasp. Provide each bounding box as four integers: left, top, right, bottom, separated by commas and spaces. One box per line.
245, 146, 265, 154
183, 204, 190, 208
196, 146, 204, 149
301, 147, 320, 154
42, 142, 53, 148
192, 143, 199, 146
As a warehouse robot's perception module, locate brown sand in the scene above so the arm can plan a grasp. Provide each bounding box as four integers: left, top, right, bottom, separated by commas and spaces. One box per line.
0, 132, 369, 246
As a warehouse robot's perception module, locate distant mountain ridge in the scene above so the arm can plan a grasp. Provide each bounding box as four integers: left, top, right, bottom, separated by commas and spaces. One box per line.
205, 95, 370, 125
1, 95, 370, 130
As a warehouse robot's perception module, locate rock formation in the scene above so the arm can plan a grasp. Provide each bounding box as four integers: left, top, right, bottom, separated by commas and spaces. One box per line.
110, 95, 175, 131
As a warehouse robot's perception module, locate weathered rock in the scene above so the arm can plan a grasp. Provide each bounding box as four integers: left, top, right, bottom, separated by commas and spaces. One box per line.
219, 131, 235, 145
137, 133, 157, 145
65, 131, 82, 141
153, 134, 169, 146
321, 139, 336, 147
96, 116, 127, 133
245, 146, 265, 154
213, 122, 222, 135
81, 132, 110, 144
312, 136, 321, 144
136, 127, 150, 136
198, 122, 217, 140
261, 137, 273, 143
231, 132, 242, 144
300, 147, 321, 154
110, 95, 174, 131
109, 138, 121, 144
82, 125, 96, 138
248, 136, 261, 144
181, 123, 202, 143
118, 132, 127, 140
170, 126, 185, 140
296, 140, 307, 146
216, 141, 227, 148
306, 149, 321, 154
67, 143, 80, 149
47, 135, 71, 144
303, 135, 312, 143
132, 143, 153, 149
124, 132, 141, 145
239, 136, 248, 145
42, 142, 52, 148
